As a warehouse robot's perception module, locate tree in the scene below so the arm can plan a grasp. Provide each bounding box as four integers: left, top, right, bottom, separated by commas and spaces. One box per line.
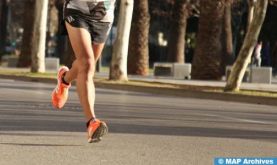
225, 0, 268, 92
191, 0, 225, 80
55, 0, 75, 68
273, 42, 277, 72
31, 0, 49, 73
110, 0, 134, 81
221, 0, 234, 74
167, 0, 189, 63
270, 0, 277, 5
17, 0, 35, 67
62, 41, 75, 68
247, 0, 255, 32
0, 0, 10, 59
127, 0, 150, 75
231, 0, 248, 56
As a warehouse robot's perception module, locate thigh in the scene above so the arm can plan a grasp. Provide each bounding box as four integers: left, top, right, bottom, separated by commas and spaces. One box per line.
92, 43, 105, 62
65, 22, 94, 61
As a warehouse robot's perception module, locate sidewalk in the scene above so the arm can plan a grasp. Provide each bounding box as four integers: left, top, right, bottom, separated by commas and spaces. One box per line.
1, 66, 277, 93
96, 72, 277, 93
0, 67, 277, 106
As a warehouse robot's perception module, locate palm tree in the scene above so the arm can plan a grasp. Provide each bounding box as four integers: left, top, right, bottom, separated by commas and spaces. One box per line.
31, 0, 49, 72
167, 0, 189, 63
55, 0, 75, 68
17, 0, 35, 67
191, 0, 225, 80
273, 42, 277, 72
221, 0, 234, 74
225, 0, 268, 92
247, 0, 255, 31
127, 0, 150, 75
110, 0, 134, 81
0, 0, 10, 59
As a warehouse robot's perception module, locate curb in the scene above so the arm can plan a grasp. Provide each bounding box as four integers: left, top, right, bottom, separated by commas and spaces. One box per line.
95, 82, 277, 106
0, 74, 276, 106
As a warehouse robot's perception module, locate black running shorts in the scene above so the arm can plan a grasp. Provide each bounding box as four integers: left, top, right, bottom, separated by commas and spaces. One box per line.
62, 0, 116, 43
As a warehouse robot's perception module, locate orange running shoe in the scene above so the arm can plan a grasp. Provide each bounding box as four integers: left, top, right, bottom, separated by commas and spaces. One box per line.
87, 119, 108, 143
52, 66, 71, 109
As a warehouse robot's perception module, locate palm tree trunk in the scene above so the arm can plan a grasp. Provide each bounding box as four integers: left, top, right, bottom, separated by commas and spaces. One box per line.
109, 0, 134, 81
191, 0, 225, 80
55, 0, 75, 68
17, 0, 35, 67
273, 42, 277, 72
63, 40, 75, 68
167, 0, 189, 63
221, 0, 234, 74
0, 0, 10, 59
127, 0, 150, 75
225, 0, 268, 92
31, 0, 49, 73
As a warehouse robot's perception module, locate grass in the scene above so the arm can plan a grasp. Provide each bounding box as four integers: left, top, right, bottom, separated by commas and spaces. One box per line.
97, 78, 277, 98
100, 66, 154, 74
0, 68, 56, 78
234, 89, 277, 98
0, 67, 277, 98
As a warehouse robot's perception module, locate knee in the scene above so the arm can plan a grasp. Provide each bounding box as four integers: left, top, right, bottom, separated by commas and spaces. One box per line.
77, 57, 95, 75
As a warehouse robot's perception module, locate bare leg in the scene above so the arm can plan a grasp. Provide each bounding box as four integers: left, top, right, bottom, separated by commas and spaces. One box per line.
92, 43, 105, 62
64, 43, 105, 83
64, 22, 100, 120
64, 60, 78, 83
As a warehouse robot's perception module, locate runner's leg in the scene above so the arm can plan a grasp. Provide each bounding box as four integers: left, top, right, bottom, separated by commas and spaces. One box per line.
64, 22, 96, 120
63, 43, 105, 83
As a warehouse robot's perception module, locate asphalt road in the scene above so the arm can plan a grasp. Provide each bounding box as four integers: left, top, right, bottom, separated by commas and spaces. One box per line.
0, 78, 276, 165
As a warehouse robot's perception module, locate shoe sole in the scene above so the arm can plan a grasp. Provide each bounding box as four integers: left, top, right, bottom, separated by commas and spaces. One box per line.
52, 66, 69, 109
88, 122, 108, 143
51, 91, 61, 109
51, 91, 65, 109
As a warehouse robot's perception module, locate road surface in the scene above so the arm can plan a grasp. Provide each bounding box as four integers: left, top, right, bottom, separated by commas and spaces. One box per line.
0, 78, 276, 165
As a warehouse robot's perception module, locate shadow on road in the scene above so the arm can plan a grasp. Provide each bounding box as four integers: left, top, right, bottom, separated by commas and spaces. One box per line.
0, 99, 277, 142
0, 143, 82, 147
